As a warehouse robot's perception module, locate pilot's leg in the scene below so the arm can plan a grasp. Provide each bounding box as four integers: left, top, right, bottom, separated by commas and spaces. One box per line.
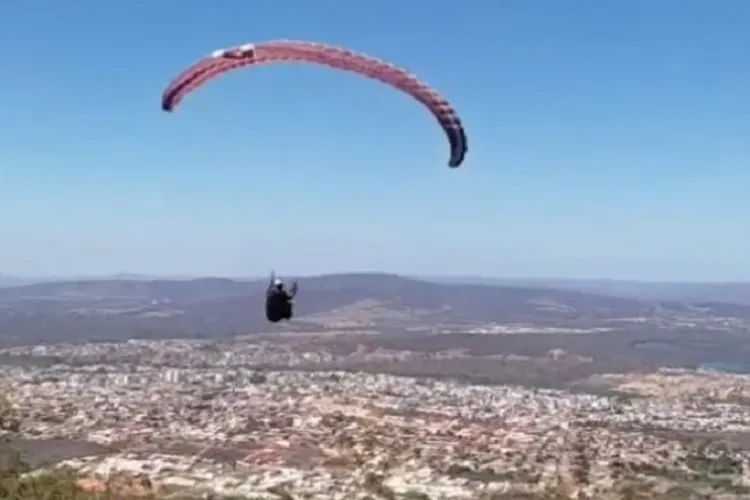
266, 304, 281, 323
282, 302, 292, 320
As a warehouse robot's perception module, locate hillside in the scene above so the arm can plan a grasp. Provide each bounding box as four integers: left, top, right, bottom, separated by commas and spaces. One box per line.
0, 273, 747, 345
9, 274, 750, 304
424, 276, 750, 304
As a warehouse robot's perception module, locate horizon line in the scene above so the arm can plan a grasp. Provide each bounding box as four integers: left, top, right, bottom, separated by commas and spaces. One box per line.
2, 272, 750, 285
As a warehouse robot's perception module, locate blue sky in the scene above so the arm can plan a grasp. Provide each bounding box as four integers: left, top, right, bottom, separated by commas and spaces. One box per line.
1, 0, 748, 280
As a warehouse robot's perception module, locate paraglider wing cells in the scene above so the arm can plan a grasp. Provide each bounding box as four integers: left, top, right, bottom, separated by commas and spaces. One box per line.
161, 40, 467, 167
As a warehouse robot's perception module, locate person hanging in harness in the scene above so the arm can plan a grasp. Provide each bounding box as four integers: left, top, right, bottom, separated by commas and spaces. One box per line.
265, 272, 298, 323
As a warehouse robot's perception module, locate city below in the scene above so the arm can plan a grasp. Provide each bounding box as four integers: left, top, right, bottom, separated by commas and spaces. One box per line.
1, 274, 750, 498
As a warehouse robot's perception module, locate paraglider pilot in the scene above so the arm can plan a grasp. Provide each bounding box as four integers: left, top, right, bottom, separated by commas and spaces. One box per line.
265, 273, 298, 323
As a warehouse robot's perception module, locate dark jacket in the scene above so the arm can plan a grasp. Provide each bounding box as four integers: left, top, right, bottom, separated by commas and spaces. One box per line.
265, 284, 296, 322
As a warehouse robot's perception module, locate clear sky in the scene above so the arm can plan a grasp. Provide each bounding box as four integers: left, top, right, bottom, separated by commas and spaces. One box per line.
1, 1, 748, 280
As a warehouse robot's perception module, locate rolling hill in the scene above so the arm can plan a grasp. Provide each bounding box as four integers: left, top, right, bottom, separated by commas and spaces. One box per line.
0, 273, 747, 345
422, 277, 750, 305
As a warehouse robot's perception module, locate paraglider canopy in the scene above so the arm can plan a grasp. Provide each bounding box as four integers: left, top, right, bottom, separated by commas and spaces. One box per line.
161, 39, 468, 168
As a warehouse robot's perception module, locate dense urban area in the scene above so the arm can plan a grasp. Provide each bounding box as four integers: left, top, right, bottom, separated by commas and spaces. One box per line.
3, 340, 750, 499
2, 274, 750, 499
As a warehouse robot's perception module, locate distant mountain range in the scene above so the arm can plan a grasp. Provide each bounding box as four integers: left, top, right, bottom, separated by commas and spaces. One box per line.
3, 273, 750, 304
0, 273, 748, 346
0, 273, 205, 287
422, 277, 750, 305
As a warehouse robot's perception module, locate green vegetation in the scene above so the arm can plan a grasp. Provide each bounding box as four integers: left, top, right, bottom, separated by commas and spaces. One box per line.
0, 466, 87, 500
0, 394, 97, 499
